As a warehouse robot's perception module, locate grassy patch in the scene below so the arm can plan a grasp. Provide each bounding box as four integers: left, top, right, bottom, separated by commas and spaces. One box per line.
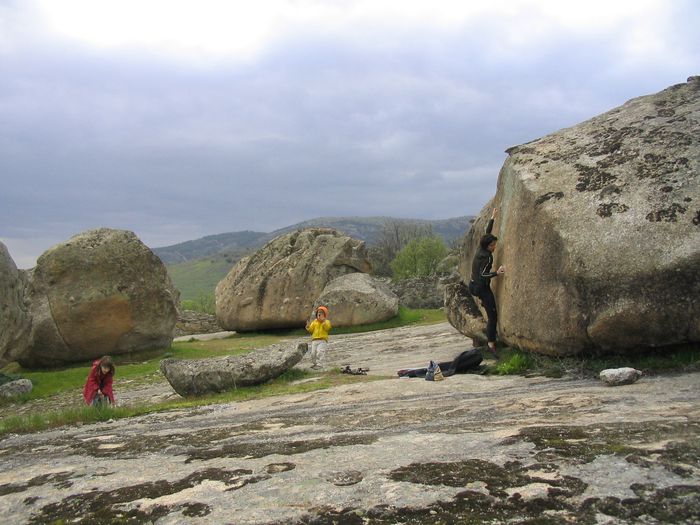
4, 334, 297, 403
494, 350, 534, 375
180, 294, 216, 315
1, 308, 441, 406
167, 256, 238, 303
483, 344, 700, 378
0, 369, 379, 436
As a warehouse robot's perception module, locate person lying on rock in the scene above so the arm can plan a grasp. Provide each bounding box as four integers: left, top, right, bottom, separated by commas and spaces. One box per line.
305, 306, 332, 370
469, 208, 505, 359
83, 355, 116, 406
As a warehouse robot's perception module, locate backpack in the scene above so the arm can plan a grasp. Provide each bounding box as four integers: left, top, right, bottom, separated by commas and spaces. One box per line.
425, 360, 444, 381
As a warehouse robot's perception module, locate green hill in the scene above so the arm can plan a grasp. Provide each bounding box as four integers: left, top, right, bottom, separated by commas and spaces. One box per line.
157, 216, 472, 302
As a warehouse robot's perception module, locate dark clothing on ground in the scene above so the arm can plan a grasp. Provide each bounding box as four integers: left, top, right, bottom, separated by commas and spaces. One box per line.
397, 349, 483, 378
468, 217, 500, 343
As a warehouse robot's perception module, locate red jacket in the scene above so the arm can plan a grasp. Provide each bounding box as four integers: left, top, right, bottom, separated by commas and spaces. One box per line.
83, 360, 115, 404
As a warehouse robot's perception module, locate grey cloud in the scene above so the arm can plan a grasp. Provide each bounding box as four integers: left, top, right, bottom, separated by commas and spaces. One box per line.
1, 5, 699, 267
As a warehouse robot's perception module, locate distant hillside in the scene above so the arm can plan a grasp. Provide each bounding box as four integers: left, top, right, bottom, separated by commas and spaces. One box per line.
153, 231, 266, 264
155, 216, 472, 301
154, 216, 471, 264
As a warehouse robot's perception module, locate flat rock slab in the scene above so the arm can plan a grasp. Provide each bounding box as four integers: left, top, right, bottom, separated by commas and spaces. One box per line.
1, 368, 698, 524
301, 321, 476, 375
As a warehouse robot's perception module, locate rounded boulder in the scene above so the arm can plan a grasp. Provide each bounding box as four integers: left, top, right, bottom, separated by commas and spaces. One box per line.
314, 273, 399, 327
20, 229, 179, 367
215, 228, 371, 331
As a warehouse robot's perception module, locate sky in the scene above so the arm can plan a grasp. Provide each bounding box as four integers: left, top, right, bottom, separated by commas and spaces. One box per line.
1, 0, 699, 268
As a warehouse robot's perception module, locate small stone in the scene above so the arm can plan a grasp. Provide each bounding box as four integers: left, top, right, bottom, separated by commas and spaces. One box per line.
0, 378, 33, 398
599, 367, 642, 386
325, 470, 364, 486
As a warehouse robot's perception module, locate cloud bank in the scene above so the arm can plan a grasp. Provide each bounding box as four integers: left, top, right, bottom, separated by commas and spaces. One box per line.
1, 0, 698, 267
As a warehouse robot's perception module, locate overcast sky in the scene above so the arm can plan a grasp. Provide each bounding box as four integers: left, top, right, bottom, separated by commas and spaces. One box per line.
1, 0, 698, 267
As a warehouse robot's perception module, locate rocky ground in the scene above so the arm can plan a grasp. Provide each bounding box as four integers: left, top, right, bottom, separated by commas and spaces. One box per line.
1, 323, 699, 524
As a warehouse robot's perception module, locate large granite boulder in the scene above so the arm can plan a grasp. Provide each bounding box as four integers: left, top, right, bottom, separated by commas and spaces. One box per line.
448, 76, 700, 356
160, 341, 308, 396
20, 229, 179, 367
0, 243, 31, 366
216, 228, 372, 331
314, 273, 399, 327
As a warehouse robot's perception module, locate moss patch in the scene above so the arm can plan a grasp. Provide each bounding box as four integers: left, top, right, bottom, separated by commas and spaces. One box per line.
185, 432, 378, 462
29, 468, 259, 524
0, 471, 78, 496
390, 459, 586, 499
502, 420, 700, 473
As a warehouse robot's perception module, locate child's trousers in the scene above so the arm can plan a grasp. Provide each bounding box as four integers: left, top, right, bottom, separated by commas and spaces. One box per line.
310, 339, 328, 368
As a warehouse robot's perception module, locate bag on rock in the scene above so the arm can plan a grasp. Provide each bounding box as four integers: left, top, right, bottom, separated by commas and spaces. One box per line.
425, 360, 444, 381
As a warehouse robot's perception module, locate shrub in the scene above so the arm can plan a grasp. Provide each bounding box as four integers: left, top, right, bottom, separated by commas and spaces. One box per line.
390, 236, 448, 280
181, 294, 216, 314
496, 351, 534, 375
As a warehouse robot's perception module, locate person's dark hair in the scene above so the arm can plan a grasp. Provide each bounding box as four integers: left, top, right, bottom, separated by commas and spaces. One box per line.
480, 233, 498, 250
99, 355, 115, 375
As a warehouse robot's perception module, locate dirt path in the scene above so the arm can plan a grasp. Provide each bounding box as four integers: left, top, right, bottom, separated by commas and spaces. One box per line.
1, 324, 699, 524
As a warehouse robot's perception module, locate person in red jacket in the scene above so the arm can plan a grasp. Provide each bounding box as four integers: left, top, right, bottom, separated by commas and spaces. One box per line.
83, 356, 116, 406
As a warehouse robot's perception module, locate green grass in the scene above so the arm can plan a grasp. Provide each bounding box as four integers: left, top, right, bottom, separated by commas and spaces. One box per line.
2, 308, 442, 404
0, 369, 380, 436
181, 294, 216, 315
6, 332, 294, 402
484, 344, 700, 378
0, 308, 442, 436
495, 350, 534, 375
167, 255, 236, 302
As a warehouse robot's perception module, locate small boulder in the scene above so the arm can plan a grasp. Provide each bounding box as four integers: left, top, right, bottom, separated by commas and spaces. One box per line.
0, 378, 33, 398
314, 273, 398, 327
599, 367, 642, 386
443, 282, 487, 345
160, 342, 308, 396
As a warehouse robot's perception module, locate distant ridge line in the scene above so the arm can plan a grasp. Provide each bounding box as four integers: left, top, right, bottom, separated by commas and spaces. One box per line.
153, 215, 472, 265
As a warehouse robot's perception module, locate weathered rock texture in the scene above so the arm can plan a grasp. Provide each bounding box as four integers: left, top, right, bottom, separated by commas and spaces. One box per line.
216, 228, 372, 331
314, 273, 398, 326
388, 276, 445, 309
2, 363, 698, 524
160, 342, 307, 396
0, 242, 31, 366
600, 367, 643, 386
0, 378, 33, 398
449, 77, 700, 355
20, 229, 179, 367
444, 282, 487, 345
174, 310, 222, 337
